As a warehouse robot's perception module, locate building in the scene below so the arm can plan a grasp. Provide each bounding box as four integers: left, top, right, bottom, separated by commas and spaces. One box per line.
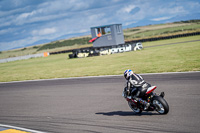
90, 24, 125, 47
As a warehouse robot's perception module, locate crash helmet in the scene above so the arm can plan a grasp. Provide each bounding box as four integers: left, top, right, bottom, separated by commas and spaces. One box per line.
124, 69, 133, 80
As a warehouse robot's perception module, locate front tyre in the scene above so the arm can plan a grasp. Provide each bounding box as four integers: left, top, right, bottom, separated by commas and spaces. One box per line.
128, 101, 142, 114
152, 96, 169, 114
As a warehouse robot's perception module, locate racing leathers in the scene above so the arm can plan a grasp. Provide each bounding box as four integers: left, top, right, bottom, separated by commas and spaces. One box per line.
124, 73, 151, 110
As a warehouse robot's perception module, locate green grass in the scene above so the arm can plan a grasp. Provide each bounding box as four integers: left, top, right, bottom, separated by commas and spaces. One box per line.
0, 35, 200, 82
124, 23, 200, 40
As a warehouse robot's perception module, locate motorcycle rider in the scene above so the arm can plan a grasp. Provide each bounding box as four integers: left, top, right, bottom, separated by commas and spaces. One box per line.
123, 69, 151, 110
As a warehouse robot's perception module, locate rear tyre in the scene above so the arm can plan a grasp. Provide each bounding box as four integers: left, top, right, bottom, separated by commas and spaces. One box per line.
152, 96, 169, 114
128, 101, 142, 114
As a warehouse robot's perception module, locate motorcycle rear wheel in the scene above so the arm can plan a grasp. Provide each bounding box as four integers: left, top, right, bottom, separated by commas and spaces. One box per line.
128, 101, 142, 114
152, 96, 169, 114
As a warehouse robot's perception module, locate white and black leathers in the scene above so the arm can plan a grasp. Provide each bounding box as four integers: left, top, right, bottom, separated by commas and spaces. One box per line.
126, 73, 151, 98
124, 73, 151, 110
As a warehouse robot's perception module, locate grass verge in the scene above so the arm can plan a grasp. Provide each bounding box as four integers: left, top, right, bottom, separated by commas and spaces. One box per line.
0, 35, 200, 82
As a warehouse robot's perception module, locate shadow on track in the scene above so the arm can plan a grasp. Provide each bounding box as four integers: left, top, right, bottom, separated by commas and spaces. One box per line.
96, 111, 159, 116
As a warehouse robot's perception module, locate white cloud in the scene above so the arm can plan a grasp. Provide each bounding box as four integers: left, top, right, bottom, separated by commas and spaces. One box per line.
32, 27, 57, 36
79, 29, 88, 33
124, 21, 137, 26
151, 16, 173, 21
187, 1, 200, 8
0, 28, 14, 35
123, 5, 136, 13
168, 6, 188, 14
0, 33, 60, 51
0, 37, 36, 51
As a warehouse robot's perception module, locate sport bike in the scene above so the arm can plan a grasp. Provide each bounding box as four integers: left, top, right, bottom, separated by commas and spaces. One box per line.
122, 86, 169, 114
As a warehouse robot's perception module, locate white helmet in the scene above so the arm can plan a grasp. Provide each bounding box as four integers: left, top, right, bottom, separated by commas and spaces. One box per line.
124, 69, 133, 80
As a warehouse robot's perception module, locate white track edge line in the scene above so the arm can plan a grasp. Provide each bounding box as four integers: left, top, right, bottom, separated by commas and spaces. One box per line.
0, 124, 47, 133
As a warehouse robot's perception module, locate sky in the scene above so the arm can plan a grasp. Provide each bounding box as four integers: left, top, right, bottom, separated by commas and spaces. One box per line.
0, 0, 200, 51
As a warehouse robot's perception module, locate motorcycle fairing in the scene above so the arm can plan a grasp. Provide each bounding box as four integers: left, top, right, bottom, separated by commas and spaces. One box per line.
146, 86, 157, 95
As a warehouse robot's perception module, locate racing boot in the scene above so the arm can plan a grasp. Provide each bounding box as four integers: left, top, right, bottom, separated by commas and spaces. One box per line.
138, 99, 150, 110
144, 102, 150, 110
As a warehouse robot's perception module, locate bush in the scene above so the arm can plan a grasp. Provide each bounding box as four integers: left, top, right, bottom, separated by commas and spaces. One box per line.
21, 48, 27, 51
33, 46, 39, 49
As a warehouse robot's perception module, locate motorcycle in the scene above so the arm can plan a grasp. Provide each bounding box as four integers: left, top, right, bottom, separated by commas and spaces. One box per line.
122, 86, 169, 114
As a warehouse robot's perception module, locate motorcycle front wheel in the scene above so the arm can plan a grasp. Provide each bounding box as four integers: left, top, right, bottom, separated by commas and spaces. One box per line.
128, 101, 142, 114
152, 96, 169, 114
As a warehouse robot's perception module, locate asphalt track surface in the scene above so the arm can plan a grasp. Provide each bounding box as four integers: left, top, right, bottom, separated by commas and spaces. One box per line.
0, 72, 200, 133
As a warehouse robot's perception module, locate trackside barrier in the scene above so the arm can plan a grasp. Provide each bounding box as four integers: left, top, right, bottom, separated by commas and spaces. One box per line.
68, 43, 143, 58
125, 31, 200, 44
49, 31, 200, 56
0, 52, 49, 63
